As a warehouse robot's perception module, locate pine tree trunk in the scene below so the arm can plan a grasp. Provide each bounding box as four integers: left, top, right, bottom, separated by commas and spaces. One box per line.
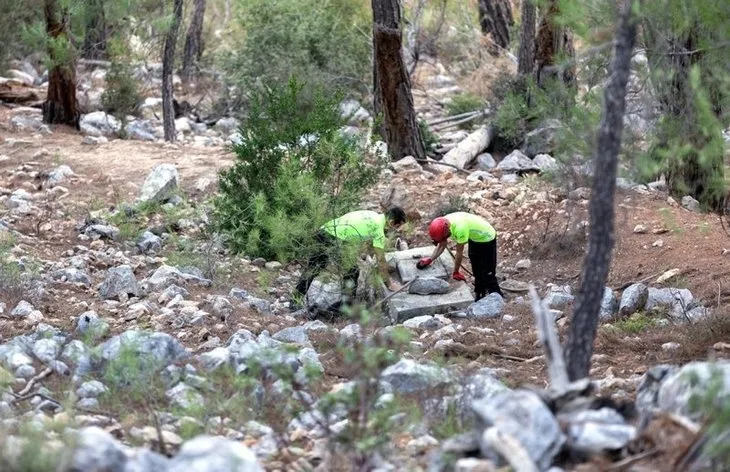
42, 0, 79, 129
371, 0, 425, 161
518, 0, 536, 76
162, 0, 184, 142
565, 0, 638, 381
82, 0, 107, 60
478, 0, 513, 51
181, 0, 206, 83
535, 0, 576, 87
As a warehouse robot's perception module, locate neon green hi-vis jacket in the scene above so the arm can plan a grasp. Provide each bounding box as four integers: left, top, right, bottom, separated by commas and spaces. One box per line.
321, 210, 386, 249
445, 212, 496, 244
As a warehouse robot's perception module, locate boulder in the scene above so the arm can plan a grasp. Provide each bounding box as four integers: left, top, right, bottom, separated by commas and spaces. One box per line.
76, 311, 109, 340
392, 156, 422, 173
306, 280, 343, 314
496, 150, 538, 173
476, 153, 497, 170
99, 265, 140, 300
77, 380, 108, 399
619, 283, 648, 317
681, 195, 701, 212
655, 362, 730, 421
68, 427, 129, 471
521, 119, 562, 158
533, 154, 558, 172
125, 120, 157, 142
381, 359, 451, 394
167, 436, 263, 472
409, 277, 450, 295
599, 287, 618, 321
137, 231, 163, 255
272, 327, 310, 346
544, 286, 575, 309
645, 287, 695, 316
440, 126, 493, 171
80, 112, 121, 137
51, 268, 91, 287
403, 315, 450, 331
214, 117, 241, 135
472, 390, 564, 470
466, 293, 505, 319
137, 164, 179, 204
84, 224, 120, 240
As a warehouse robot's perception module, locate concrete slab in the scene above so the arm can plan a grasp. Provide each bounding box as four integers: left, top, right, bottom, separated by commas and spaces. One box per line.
387, 281, 474, 323
386, 246, 456, 283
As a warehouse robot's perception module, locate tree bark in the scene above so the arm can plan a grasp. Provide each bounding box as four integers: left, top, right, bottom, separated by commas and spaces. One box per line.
82, 0, 107, 60
162, 0, 184, 142
181, 0, 206, 83
371, 0, 425, 161
565, 0, 638, 381
478, 0, 514, 51
518, 0, 537, 76
42, 0, 79, 129
535, 0, 576, 87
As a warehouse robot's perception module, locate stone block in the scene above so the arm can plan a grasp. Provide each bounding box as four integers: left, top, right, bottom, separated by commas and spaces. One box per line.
386, 246, 456, 283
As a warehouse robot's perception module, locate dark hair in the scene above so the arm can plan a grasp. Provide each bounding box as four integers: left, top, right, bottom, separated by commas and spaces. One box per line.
385, 206, 407, 225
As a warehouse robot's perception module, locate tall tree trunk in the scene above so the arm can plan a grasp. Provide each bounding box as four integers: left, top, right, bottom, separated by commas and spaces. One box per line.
478, 0, 514, 51
181, 0, 206, 83
518, 0, 537, 76
42, 0, 79, 129
162, 0, 184, 142
371, 0, 425, 161
535, 0, 576, 87
82, 0, 107, 60
565, 0, 638, 381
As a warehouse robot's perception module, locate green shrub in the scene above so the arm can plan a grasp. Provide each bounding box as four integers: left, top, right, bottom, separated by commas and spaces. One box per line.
213, 78, 383, 262
102, 41, 141, 133
218, 0, 371, 112
446, 93, 485, 117
419, 119, 439, 154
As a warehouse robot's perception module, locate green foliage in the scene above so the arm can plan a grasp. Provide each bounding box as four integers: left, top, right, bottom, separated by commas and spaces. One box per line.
686, 368, 730, 464
419, 120, 439, 155
607, 312, 660, 334
214, 79, 383, 262
0, 0, 42, 69
102, 40, 141, 130
219, 0, 371, 111
0, 426, 68, 472
446, 93, 485, 117
0, 233, 40, 307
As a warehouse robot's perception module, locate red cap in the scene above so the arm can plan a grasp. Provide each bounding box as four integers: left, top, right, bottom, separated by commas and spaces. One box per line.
428, 217, 450, 242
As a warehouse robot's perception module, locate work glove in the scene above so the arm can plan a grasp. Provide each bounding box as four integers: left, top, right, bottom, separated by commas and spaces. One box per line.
416, 257, 433, 269
452, 271, 466, 282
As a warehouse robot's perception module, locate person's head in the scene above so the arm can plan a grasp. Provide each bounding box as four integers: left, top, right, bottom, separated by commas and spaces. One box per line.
385, 206, 407, 229
428, 217, 450, 244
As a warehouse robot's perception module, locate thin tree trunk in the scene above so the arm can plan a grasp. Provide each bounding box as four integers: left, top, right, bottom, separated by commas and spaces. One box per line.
518, 0, 537, 76
565, 0, 638, 381
162, 0, 184, 142
372, 0, 425, 161
82, 0, 107, 60
535, 0, 576, 87
478, 0, 513, 51
42, 0, 79, 129
181, 0, 206, 83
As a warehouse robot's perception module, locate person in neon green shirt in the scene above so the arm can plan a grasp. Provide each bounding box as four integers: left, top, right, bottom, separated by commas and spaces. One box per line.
417, 212, 503, 300
295, 208, 407, 297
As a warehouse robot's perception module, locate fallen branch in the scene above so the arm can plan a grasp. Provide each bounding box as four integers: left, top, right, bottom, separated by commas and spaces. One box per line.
613, 269, 667, 291
606, 448, 659, 471
11, 367, 53, 401
529, 286, 569, 392
483, 427, 539, 472
417, 158, 472, 175
427, 110, 485, 127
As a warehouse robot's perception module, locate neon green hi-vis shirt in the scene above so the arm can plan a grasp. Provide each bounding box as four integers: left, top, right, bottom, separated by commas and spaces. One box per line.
321, 210, 387, 249
445, 212, 496, 244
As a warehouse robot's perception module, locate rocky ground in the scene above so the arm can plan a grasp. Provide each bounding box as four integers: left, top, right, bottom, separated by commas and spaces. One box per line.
1, 59, 730, 471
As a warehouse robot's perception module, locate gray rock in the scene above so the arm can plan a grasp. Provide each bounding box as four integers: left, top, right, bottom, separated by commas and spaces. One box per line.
303, 320, 329, 332
568, 422, 637, 453
214, 117, 241, 135
45, 165, 75, 187
339, 324, 362, 345
654, 362, 730, 422
11, 300, 34, 317
409, 277, 450, 295
198, 347, 231, 372
461, 368, 510, 407
51, 268, 92, 287
77, 380, 108, 399
381, 359, 451, 394
247, 296, 271, 314
306, 280, 342, 314
160, 285, 189, 304
229, 288, 249, 300
466, 171, 496, 183
681, 195, 701, 212
15, 364, 36, 379
534, 153, 558, 172
476, 153, 497, 170
168, 435, 263, 472
148, 264, 211, 291
80, 112, 122, 137
138, 163, 179, 204
9, 114, 43, 132
496, 150, 538, 173
403, 315, 449, 331
635, 364, 680, 417
84, 224, 120, 240
137, 231, 162, 255
645, 287, 695, 315
339, 99, 371, 125
472, 390, 564, 470
619, 283, 648, 316
32, 338, 60, 364
1, 345, 33, 370
166, 382, 204, 410
76, 311, 109, 340
69, 427, 129, 471
521, 119, 562, 158
99, 265, 140, 300
61, 340, 92, 365
599, 287, 618, 321
99, 330, 190, 383
466, 293, 505, 319
544, 285, 575, 308
82, 136, 108, 145
125, 120, 157, 142
392, 156, 422, 173
126, 449, 171, 472
272, 327, 310, 346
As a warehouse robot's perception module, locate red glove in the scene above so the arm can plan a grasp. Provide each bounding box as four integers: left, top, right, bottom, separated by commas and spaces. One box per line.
452, 271, 466, 282
416, 257, 433, 269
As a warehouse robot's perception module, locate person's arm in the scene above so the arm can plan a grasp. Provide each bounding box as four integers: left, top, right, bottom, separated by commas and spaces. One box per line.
374, 247, 400, 291
453, 243, 465, 272
431, 240, 447, 261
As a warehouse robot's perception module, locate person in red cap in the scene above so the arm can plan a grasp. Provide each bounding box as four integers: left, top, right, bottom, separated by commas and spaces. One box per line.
417, 212, 503, 301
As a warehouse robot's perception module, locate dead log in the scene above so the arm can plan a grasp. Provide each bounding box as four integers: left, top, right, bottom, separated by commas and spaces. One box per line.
483, 427, 539, 472
0, 82, 41, 104
437, 125, 493, 171
529, 286, 569, 392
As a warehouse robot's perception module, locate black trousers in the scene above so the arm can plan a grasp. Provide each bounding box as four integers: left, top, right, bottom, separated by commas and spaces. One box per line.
295, 230, 359, 297
468, 238, 503, 301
